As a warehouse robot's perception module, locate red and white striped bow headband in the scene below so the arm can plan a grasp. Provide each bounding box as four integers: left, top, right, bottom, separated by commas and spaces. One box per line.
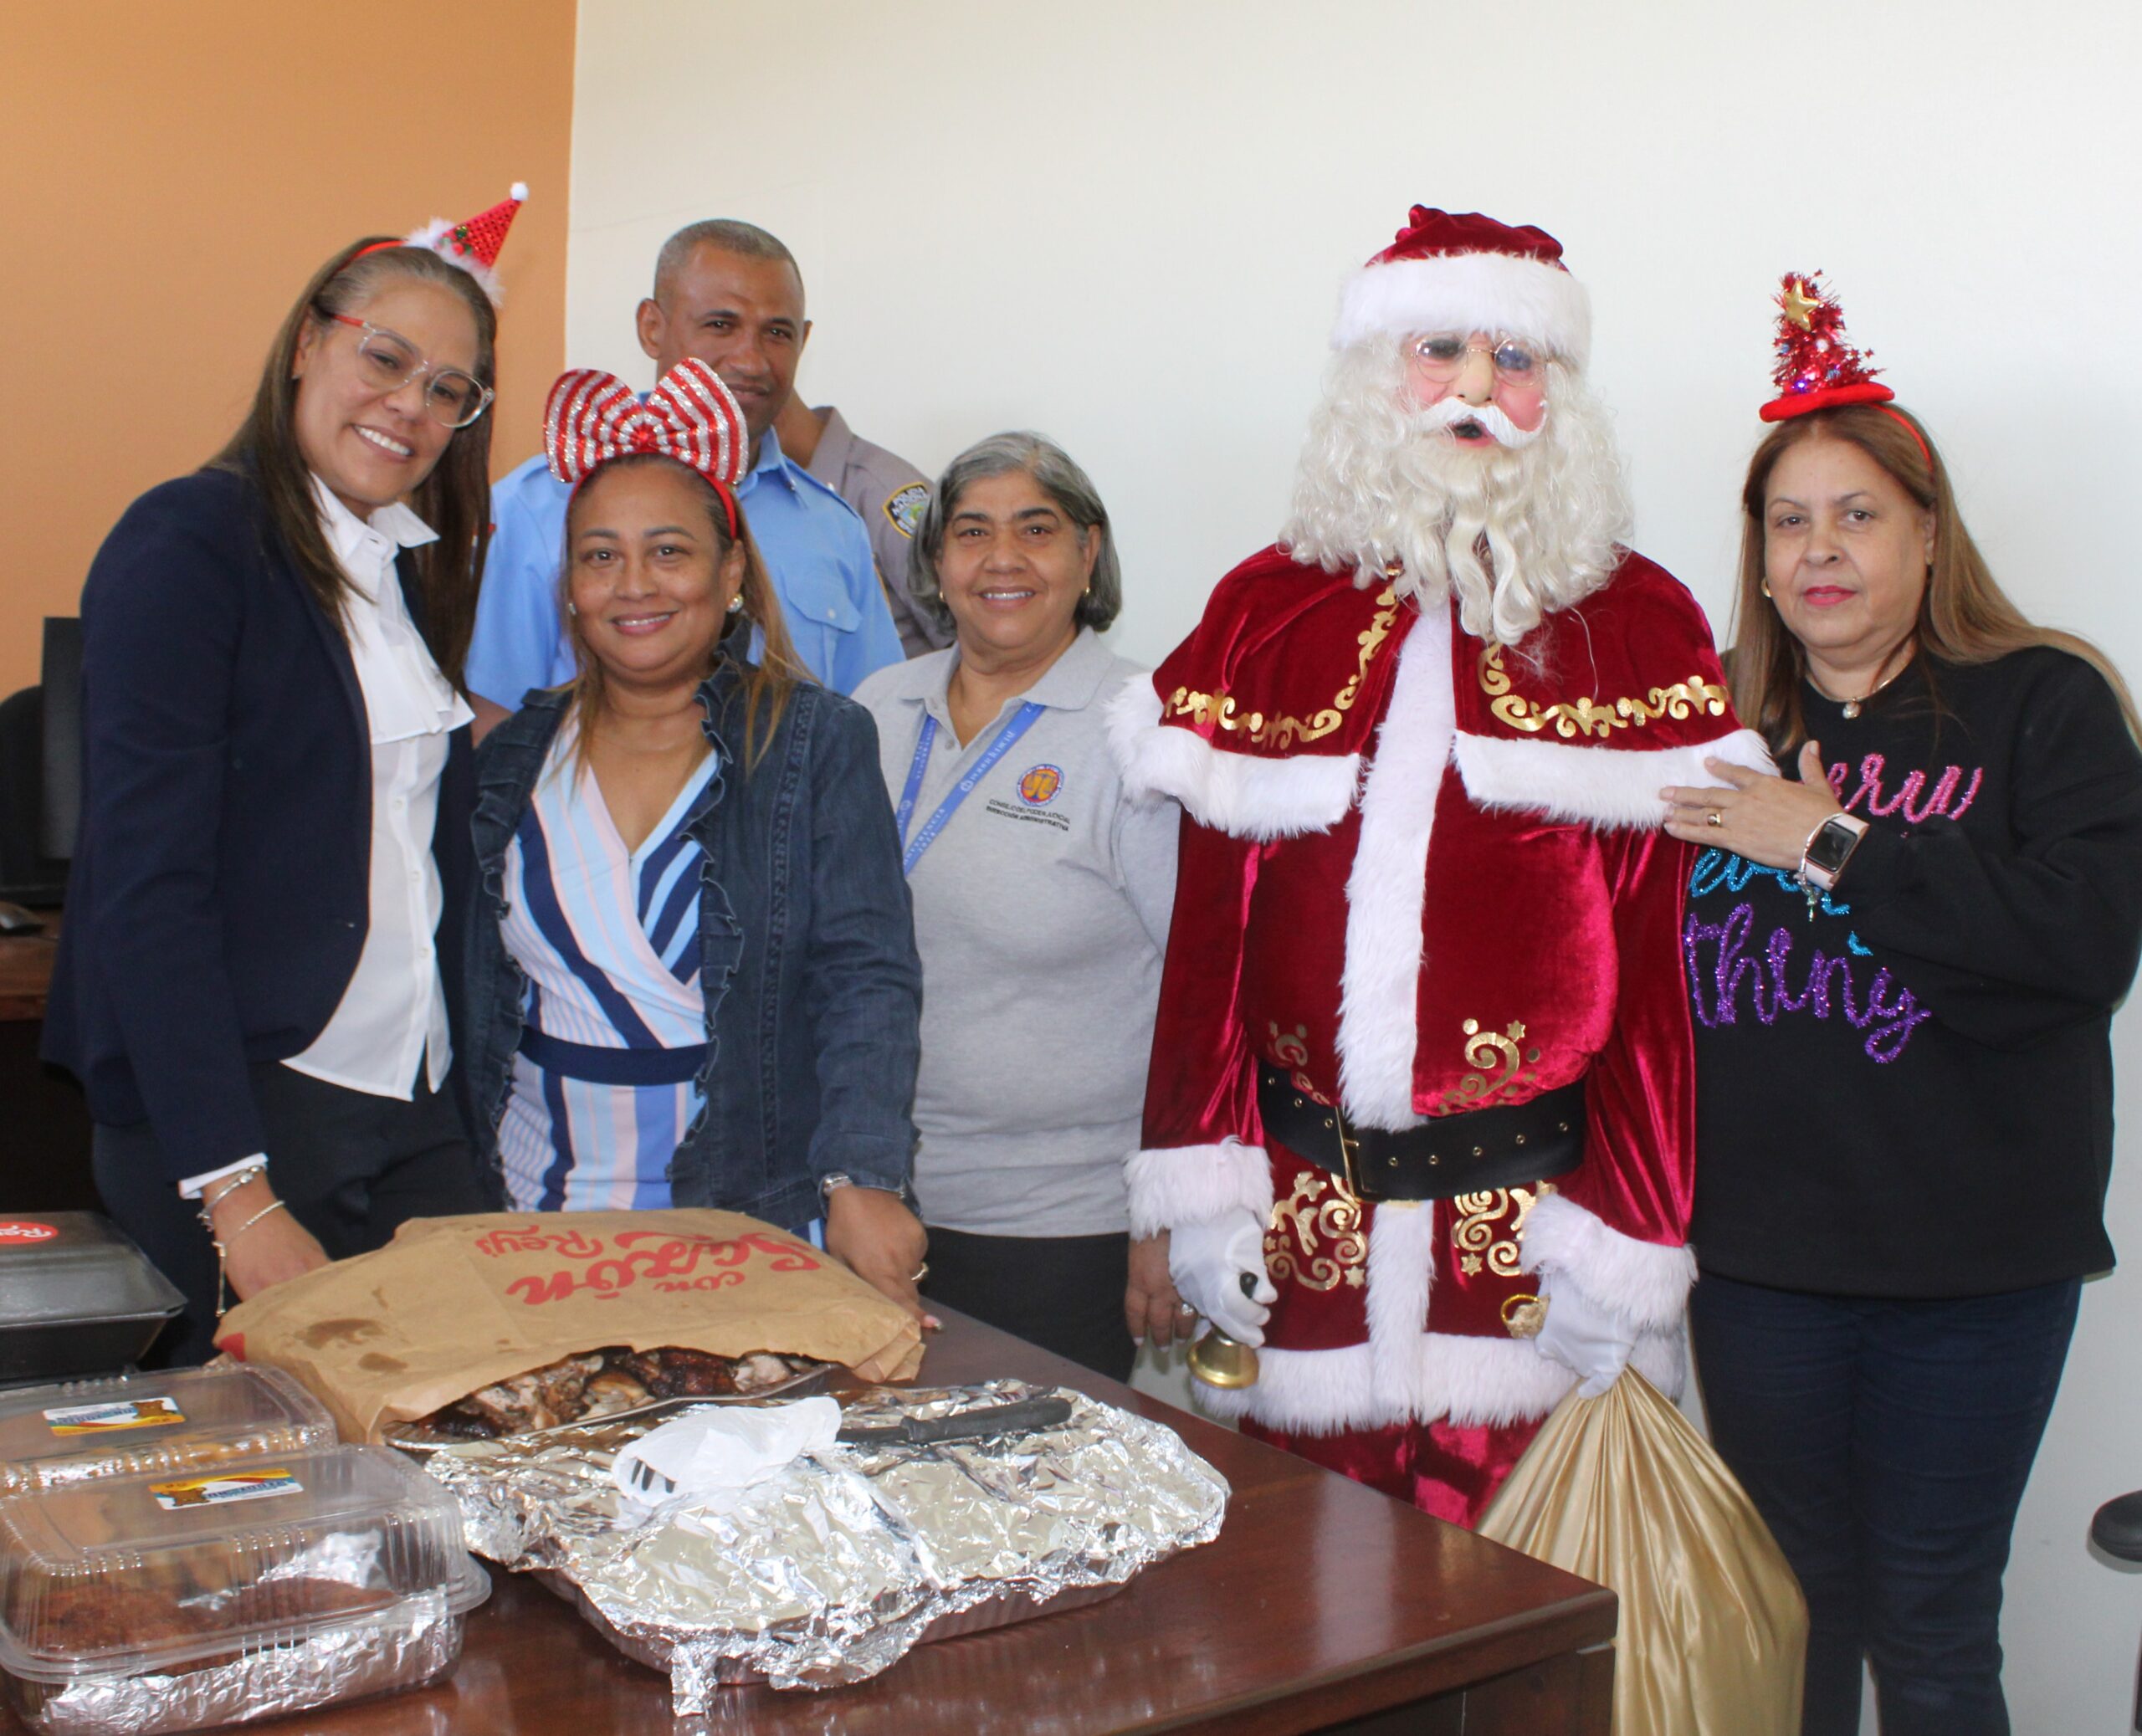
542, 359, 750, 535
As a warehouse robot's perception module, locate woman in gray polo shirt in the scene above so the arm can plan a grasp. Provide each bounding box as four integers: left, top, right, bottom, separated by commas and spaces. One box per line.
854, 433, 1182, 1380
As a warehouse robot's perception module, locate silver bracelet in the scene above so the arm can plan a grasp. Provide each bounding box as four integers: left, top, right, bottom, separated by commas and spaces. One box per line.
193, 1165, 267, 1235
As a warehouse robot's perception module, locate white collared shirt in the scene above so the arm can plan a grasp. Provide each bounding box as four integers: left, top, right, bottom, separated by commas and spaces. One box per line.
284, 479, 473, 1097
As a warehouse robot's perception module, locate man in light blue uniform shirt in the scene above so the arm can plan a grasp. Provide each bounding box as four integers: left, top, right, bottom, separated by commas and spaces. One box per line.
466, 220, 902, 708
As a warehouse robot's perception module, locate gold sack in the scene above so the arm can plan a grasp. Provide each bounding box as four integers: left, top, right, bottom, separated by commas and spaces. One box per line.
213, 1210, 924, 1442
1478, 1372, 1806, 1736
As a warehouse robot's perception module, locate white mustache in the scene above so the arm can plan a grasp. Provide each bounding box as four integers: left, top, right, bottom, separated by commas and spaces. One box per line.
1415, 396, 1544, 448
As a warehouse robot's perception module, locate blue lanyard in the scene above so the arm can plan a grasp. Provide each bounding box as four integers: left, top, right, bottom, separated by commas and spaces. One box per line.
896, 703, 1044, 876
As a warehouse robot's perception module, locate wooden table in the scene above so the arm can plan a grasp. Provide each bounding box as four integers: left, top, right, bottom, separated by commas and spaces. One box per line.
13, 1312, 1617, 1735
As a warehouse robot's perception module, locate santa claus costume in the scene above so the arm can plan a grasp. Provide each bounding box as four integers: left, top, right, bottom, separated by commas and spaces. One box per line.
1112, 208, 1770, 1524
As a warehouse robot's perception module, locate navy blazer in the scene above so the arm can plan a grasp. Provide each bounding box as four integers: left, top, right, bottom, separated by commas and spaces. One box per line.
42, 467, 474, 1183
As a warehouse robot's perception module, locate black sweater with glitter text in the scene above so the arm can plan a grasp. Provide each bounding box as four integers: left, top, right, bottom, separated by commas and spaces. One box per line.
1685, 648, 2142, 1297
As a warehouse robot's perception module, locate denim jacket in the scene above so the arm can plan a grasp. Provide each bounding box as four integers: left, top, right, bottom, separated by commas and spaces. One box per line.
463, 664, 921, 1228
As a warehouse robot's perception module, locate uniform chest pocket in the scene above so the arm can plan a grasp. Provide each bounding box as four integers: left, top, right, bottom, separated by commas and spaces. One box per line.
784, 578, 862, 638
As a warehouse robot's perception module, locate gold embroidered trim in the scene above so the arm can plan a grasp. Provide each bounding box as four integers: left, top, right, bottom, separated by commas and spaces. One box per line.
1266, 1169, 1367, 1292
1266, 1023, 1332, 1106
1166, 587, 1400, 750
1477, 643, 1729, 740
1452, 1181, 1555, 1278
1439, 1017, 1541, 1113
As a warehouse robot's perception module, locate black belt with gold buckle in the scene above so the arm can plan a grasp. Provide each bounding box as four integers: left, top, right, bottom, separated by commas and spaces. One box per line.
1256, 1064, 1585, 1203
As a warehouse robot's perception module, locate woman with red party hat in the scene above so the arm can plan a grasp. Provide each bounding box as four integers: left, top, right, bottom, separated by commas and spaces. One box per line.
44, 188, 526, 1365
1665, 274, 2142, 1734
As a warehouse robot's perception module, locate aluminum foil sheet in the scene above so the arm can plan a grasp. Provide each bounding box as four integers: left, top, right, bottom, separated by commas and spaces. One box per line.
7, 1592, 463, 1736
423, 1380, 1228, 1705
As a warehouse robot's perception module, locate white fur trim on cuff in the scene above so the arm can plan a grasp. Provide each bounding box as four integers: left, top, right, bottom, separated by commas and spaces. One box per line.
1333, 253, 1591, 370
1519, 1192, 1694, 1336
1453, 726, 1776, 831
1105, 680, 1357, 841
1125, 1140, 1273, 1239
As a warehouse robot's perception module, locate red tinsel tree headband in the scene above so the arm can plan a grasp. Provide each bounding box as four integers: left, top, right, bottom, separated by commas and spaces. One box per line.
543, 360, 750, 537
1759, 270, 1931, 470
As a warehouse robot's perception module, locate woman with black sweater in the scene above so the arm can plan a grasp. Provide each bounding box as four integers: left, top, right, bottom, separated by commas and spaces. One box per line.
43, 190, 525, 1365
1663, 279, 2142, 1736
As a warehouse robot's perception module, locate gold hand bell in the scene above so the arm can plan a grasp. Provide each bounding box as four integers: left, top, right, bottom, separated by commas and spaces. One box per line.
1186, 1269, 1264, 1390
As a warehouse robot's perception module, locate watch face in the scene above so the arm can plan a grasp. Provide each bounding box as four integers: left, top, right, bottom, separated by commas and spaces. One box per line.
1806, 817, 1861, 874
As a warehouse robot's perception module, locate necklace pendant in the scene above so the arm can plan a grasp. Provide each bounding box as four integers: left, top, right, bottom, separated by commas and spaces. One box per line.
1841, 699, 1861, 719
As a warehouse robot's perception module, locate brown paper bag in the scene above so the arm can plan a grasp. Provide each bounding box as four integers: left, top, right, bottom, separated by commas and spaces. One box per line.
1477, 1372, 1806, 1736
214, 1211, 924, 1442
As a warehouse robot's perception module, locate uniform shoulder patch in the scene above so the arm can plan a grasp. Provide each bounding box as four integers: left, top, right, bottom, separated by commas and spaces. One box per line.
883, 482, 929, 539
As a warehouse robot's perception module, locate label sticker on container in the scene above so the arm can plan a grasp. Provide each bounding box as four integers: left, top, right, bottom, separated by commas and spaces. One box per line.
149, 1467, 302, 1510
44, 1397, 187, 1435
0, 1222, 59, 1245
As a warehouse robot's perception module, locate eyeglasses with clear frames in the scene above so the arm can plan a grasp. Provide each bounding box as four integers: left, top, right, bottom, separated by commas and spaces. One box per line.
1408, 332, 1548, 386
319, 310, 494, 428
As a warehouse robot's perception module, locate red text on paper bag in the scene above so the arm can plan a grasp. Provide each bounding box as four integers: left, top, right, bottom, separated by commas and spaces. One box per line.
472, 1226, 823, 1304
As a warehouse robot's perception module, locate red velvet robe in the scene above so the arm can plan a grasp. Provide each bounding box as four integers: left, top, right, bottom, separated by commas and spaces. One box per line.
1109, 545, 1769, 1523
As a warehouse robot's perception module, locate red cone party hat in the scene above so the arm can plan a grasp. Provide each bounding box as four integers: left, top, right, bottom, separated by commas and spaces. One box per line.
397, 183, 527, 306
1759, 270, 1893, 422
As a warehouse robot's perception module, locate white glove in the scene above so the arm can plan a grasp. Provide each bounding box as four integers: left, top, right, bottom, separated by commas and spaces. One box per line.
1169, 1208, 1277, 1346
1530, 1271, 1636, 1399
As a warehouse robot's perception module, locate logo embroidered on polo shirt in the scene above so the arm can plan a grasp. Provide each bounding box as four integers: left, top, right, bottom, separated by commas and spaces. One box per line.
1016, 764, 1063, 807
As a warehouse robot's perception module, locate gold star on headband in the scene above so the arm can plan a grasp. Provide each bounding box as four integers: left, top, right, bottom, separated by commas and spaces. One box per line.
1780, 278, 1822, 330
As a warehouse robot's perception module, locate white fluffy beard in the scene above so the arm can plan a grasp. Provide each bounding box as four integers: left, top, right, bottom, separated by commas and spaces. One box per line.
1279, 346, 1634, 644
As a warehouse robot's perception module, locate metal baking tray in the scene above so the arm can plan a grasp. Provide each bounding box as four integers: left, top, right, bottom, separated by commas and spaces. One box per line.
533, 1565, 1124, 1687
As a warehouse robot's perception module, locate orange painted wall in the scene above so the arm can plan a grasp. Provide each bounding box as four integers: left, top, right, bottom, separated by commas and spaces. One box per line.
0, 2, 577, 696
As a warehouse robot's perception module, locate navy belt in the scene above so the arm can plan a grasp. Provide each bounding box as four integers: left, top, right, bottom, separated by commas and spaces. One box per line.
1258, 1064, 1584, 1202
518, 1026, 708, 1087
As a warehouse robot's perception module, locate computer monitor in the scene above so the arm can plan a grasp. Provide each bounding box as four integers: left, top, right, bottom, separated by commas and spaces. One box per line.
39, 617, 82, 866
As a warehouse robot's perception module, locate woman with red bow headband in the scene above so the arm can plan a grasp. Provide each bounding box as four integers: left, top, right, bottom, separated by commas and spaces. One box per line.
44, 190, 526, 1365
459, 360, 930, 1320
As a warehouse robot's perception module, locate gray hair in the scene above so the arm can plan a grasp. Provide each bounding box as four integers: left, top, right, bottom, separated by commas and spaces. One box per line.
652, 219, 801, 301
909, 432, 1124, 634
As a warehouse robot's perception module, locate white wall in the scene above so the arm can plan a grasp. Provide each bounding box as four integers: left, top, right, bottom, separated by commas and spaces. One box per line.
566, 2, 2142, 1725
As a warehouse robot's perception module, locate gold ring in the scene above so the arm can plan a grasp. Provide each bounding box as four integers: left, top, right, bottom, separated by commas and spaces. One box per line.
910, 1262, 929, 1283
1705, 809, 1724, 827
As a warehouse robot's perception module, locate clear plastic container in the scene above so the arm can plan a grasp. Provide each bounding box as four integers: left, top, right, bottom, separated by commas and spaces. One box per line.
0, 1214, 185, 1381
0, 1444, 489, 1734
0, 1365, 336, 1496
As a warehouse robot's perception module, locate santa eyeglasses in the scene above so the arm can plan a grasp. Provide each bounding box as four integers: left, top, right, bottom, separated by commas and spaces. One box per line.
1408, 332, 1547, 385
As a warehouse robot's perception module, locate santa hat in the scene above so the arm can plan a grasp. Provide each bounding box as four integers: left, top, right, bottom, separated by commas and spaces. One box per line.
356, 184, 527, 306
1331, 206, 1591, 369
1759, 270, 1893, 421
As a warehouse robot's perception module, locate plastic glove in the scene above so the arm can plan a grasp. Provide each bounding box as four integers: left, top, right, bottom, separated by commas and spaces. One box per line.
1530, 1271, 1637, 1399
1168, 1208, 1277, 1346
